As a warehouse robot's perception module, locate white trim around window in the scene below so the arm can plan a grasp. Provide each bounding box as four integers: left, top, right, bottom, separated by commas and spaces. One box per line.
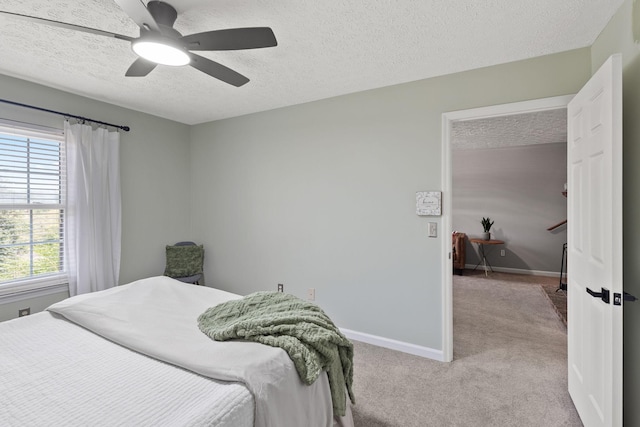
0, 124, 67, 291
0, 273, 69, 303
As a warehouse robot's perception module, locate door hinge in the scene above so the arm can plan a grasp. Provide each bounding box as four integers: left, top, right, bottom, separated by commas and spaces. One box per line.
586, 287, 610, 304
613, 291, 638, 306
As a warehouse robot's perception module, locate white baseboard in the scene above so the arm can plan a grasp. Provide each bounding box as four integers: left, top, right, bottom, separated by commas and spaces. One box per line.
340, 328, 445, 362
463, 264, 565, 278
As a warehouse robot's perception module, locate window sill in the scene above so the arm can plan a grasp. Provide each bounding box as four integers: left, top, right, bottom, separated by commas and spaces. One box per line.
0, 274, 69, 304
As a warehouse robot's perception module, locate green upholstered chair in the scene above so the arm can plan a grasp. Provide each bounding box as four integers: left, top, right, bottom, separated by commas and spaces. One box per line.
164, 241, 204, 285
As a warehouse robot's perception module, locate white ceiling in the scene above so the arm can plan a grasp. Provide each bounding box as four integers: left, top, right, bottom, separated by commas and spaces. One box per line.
0, 0, 622, 125
452, 108, 567, 150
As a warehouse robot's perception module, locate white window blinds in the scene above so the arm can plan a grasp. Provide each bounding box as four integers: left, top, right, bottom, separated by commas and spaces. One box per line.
0, 126, 66, 284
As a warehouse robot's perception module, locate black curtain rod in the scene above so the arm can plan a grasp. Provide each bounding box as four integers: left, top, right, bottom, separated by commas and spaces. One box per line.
0, 98, 130, 132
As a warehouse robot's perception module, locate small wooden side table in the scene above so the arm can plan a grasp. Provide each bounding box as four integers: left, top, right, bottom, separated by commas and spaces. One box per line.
469, 238, 505, 276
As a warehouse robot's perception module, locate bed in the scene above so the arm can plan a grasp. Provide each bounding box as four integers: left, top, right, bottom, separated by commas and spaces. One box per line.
0, 276, 354, 427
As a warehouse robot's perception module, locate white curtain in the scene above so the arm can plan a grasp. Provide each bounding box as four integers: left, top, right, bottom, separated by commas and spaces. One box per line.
64, 121, 121, 296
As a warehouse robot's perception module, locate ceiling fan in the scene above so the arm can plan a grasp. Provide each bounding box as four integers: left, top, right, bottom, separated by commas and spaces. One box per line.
0, 0, 277, 87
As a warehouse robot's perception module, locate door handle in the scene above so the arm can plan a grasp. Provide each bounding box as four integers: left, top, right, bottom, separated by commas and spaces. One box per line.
586, 287, 610, 304
613, 291, 638, 306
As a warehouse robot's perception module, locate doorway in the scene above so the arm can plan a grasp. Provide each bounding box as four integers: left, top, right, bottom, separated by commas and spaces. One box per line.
440, 95, 574, 362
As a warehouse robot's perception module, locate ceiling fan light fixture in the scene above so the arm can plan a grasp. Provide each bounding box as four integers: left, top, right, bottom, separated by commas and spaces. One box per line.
2, 1, 276, 84
132, 38, 190, 66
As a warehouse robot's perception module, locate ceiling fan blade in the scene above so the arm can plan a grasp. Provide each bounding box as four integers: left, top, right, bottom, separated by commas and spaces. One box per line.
188, 53, 249, 87
125, 58, 158, 77
181, 27, 277, 51
113, 0, 161, 32
0, 10, 133, 41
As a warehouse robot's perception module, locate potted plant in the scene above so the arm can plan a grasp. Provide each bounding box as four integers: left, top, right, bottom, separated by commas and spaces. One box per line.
481, 217, 494, 240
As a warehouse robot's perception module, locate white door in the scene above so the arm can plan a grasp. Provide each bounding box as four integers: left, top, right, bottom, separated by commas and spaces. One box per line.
567, 54, 623, 427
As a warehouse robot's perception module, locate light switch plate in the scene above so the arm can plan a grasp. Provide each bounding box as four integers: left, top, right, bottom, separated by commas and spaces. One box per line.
428, 222, 437, 237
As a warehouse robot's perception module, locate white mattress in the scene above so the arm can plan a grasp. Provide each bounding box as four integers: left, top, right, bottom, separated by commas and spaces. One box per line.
0, 311, 254, 426
0, 277, 353, 427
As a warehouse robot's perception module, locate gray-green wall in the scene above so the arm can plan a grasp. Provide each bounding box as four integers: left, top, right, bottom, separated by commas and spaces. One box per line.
0, 74, 191, 320
190, 49, 591, 349
590, 0, 640, 424
0, 291, 69, 322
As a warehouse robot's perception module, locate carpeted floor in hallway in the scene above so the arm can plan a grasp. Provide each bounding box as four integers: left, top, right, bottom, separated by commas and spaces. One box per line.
349, 271, 580, 426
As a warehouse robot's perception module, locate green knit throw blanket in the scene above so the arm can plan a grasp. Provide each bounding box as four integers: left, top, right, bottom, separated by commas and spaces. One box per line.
197, 291, 355, 416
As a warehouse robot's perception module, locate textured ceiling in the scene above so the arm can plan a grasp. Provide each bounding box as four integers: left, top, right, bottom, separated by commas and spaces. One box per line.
452, 108, 567, 150
0, 0, 623, 125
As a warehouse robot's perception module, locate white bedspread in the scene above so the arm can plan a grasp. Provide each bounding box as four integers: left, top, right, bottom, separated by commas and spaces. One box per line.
46, 276, 337, 427
0, 310, 254, 426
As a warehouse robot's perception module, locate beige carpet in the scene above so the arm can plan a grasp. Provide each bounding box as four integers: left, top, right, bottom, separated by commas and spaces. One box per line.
462, 269, 567, 325
349, 274, 582, 426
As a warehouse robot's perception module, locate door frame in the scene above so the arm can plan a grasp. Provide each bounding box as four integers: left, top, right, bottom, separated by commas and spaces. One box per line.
440, 94, 575, 362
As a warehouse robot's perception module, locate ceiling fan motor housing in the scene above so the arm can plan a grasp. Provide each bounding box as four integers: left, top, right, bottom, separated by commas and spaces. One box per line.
0, 0, 277, 86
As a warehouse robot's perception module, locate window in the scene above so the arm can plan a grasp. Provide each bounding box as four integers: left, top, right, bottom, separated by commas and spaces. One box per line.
0, 126, 66, 289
